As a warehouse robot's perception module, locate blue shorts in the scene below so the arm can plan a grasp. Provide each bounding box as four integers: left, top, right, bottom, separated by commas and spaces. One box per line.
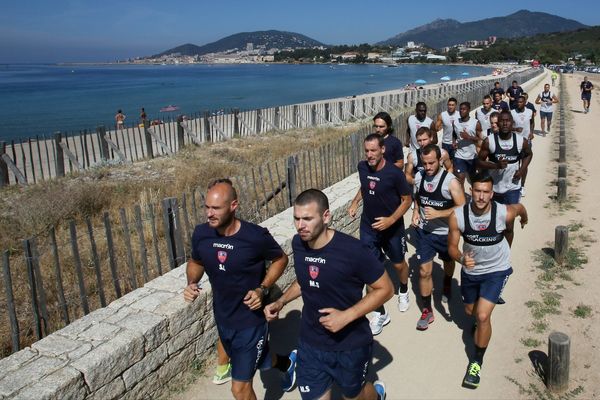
442, 142, 455, 160
493, 189, 521, 205
582, 92, 591, 101
461, 267, 513, 305
415, 228, 451, 264
454, 157, 477, 177
360, 222, 407, 263
217, 322, 272, 382
540, 111, 553, 120
297, 340, 371, 400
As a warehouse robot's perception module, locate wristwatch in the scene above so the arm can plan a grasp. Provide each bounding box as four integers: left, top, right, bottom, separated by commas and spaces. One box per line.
258, 284, 270, 298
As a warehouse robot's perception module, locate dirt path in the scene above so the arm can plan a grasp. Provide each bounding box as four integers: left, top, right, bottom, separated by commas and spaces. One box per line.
171, 70, 599, 400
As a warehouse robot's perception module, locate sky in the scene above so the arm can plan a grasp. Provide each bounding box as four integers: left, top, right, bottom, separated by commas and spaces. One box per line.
2, 0, 600, 63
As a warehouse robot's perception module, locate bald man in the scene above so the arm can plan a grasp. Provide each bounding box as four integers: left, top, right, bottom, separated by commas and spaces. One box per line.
184, 178, 295, 400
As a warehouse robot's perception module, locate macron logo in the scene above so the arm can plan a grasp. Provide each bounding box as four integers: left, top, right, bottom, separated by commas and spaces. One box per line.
305, 256, 326, 264
213, 243, 234, 250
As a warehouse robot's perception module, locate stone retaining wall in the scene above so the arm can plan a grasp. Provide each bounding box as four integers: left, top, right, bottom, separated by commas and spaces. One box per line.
0, 174, 361, 400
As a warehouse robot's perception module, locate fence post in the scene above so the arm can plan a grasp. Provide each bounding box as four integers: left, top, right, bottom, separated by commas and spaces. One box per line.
547, 331, 570, 392
293, 105, 299, 127
96, 125, 109, 161
54, 132, 65, 177
143, 120, 154, 159
3, 250, 20, 352
311, 105, 317, 126
24, 239, 43, 340
0, 141, 8, 187
255, 109, 262, 134
557, 177, 567, 202
274, 106, 280, 129
162, 197, 186, 269
554, 225, 568, 265
287, 156, 297, 207
176, 115, 185, 150
558, 163, 567, 179
233, 108, 240, 137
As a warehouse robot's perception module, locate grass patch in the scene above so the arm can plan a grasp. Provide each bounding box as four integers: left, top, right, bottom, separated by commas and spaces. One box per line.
564, 247, 588, 269
521, 337, 542, 347
506, 376, 585, 400
525, 299, 561, 319
573, 304, 592, 318
532, 320, 549, 334
569, 222, 584, 232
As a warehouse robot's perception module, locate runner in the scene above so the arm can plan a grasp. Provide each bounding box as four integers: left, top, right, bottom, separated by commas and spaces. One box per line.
551, 71, 558, 87
265, 189, 392, 400
505, 80, 523, 110
580, 76, 594, 113
489, 82, 505, 99
448, 173, 528, 389
453, 102, 483, 187
348, 134, 412, 335
487, 112, 500, 138
435, 97, 459, 160
373, 111, 404, 168
184, 179, 295, 399
407, 102, 437, 151
491, 92, 509, 112
404, 127, 452, 185
475, 95, 496, 140
523, 93, 537, 133
411, 144, 465, 331
535, 84, 559, 134
510, 96, 534, 197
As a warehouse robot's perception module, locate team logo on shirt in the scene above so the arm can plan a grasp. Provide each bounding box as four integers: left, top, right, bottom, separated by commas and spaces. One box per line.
217, 251, 227, 271
426, 182, 434, 192
369, 181, 376, 190
476, 223, 488, 231
308, 265, 320, 288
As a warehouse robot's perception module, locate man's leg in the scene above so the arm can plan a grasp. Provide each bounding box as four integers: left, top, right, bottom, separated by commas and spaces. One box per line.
213, 338, 232, 385
231, 380, 256, 400
418, 261, 434, 310
442, 259, 455, 302
540, 115, 546, 133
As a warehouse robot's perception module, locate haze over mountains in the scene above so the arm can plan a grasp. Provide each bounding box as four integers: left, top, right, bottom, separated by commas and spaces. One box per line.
152, 10, 588, 57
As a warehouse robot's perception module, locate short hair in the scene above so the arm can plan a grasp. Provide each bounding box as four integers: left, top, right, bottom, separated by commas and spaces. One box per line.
522, 92, 529, 98
459, 101, 471, 110
512, 80, 518, 84
447, 97, 458, 104
416, 126, 431, 138
364, 133, 385, 147
471, 172, 494, 186
518, 95, 526, 101
208, 178, 238, 200
294, 189, 329, 214
483, 94, 492, 101
494, 81, 500, 85
373, 112, 394, 134
416, 101, 427, 110
421, 143, 441, 159
490, 111, 500, 120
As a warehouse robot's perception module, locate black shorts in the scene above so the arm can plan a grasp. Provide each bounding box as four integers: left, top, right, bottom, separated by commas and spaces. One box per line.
217, 322, 272, 381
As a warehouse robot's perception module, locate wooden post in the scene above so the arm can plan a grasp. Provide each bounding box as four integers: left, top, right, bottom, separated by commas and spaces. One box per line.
547, 331, 570, 392
24, 239, 43, 340
255, 109, 262, 134
162, 197, 185, 269
176, 115, 185, 150
557, 177, 567, 202
103, 212, 122, 298
86, 217, 106, 307
54, 132, 65, 177
147, 204, 163, 276
233, 108, 240, 137
311, 104, 317, 126
287, 156, 297, 207
554, 225, 569, 265
3, 250, 20, 352
119, 208, 138, 290
134, 205, 150, 283
274, 106, 280, 129
96, 125, 109, 161
49, 227, 69, 324
0, 141, 8, 187
558, 163, 567, 179
558, 144, 566, 163
143, 120, 154, 158
69, 221, 90, 315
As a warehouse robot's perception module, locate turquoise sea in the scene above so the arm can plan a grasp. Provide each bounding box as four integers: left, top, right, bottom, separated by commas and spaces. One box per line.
0, 63, 493, 141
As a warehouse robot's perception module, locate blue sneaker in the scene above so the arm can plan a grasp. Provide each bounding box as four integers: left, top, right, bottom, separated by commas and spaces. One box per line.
374, 380, 386, 400
281, 349, 297, 392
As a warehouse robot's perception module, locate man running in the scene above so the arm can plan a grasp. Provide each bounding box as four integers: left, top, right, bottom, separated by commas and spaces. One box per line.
535, 84, 559, 134
510, 96, 534, 196
475, 95, 496, 140
523, 93, 537, 133
407, 102, 437, 151
405, 127, 452, 185
580, 76, 594, 113
489, 82, 504, 99
453, 102, 483, 187
412, 144, 465, 331
435, 97, 459, 160
348, 134, 412, 335
184, 179, 295, 399
265, 189, 392, 400
551, 71, 558, 87
506, 80, 523, 110
491, 92, 509, 113
448, 173, 528, 389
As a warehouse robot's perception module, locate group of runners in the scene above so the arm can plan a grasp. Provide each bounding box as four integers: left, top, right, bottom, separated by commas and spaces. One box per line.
182, 77, 565, 399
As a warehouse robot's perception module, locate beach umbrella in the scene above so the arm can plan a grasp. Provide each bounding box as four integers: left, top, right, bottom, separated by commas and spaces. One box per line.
415, 79, 427, 85
160, 104, 180, 112
461, 72, 470, 76
440, 76, 451, 81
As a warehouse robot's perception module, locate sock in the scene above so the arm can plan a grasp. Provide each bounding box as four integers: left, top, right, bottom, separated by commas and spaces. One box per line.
275, 354, 291, 372
474, 345, 487, 365
399, 282, 408, 294
375, 305, 387, 315
422, 295, 432, 311
216, 363, 229, 375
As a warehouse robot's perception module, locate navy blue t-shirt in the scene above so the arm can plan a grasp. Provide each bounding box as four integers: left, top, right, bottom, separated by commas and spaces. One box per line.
492, 100, 509, 112
490, 87, 505, 97
191, 220, 283, 329
292, 231, 384, 350
383, 134, 404, 166
358, 159, 411, 228
506, 86, 524, 108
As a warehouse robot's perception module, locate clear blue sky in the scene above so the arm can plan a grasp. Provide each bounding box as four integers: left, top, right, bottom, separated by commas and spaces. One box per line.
2, 0, 599, 63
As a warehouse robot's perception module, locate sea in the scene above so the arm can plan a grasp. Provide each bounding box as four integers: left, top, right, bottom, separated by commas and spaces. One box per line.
0, 63, 493, 141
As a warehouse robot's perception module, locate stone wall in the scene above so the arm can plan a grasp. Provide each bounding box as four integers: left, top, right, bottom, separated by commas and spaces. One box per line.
0, 174, 361, 400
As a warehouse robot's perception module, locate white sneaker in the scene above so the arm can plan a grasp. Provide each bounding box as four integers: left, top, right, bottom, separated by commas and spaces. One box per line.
369, 312, 390, 335
521, 187, 526, 197
397, 292, 410, 312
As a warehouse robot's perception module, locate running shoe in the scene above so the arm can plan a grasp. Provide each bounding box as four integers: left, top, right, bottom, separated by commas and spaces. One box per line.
462, 361, 481, 389
374, 380, 386, 400
497, 296, 506, 305
212, 363, 231, 385
416, 308, 434, 331
281, 349, 297, 392
370, 312, 391, 335
397, 292, 410, 312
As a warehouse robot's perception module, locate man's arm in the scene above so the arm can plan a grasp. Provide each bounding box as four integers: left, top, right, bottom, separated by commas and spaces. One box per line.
243, 251, 289, 311
506, 203, 528, 229
372, 193, 412, 231
441, 149, 453, 173
477, 138, 505, 170
430, 120, 439, 144
318, 271, 394, 333
435, 113, 444, 132
422, 178, 465, 220
448, 210, 475, 269
348, 188, 362, 218
183, 258, 205, 303
404, 152, 415, 185
264, 280, 302, 321
535, 94, 542, 105
552, 94, 559, 104
513, 139, 533, 181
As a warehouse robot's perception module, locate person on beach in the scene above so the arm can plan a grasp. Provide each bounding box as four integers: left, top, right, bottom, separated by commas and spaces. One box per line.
580, 76, 594, 113
435, 97, 459, 160
348, 134, 412, 335
448, 172, 528, 389
535, 84, 559, 134
405, 127, 452, 185
510, 96, 534, 197
489, 82, 505, 99
265, 189, 392, 400
453, 102, 483, 187
491, 92, 509, 113
506, 80, 523, 110
183, 179, 296, 400
475, 95, 496, 140
140, 107, 147, 126
411, 144, 465, 331
115, 109, 126, 130
407, 102, 437, 151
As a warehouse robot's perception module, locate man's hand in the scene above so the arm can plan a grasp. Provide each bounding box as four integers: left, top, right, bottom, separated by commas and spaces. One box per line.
513, 168, 525, 180
519, 215, 528, 229
515, 127, 523, 133
318, 308, 351, 333
372, 216, 395, 231
411, 211, 420, 227
243, 289, 263, 310
423, 206, 440, 221
460, 130, 471, 140
348, 202, 358, 218
496, 159, 508, 169
461, 252, 476, 270
264, 300, 284, 322
183, 283, 200, 303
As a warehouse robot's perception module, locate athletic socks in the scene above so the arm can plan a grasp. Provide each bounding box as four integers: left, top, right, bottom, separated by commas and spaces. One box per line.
274, 354, 291, 372
399, 282, 408, 294
422, 295, 432, 311
474, 345, 487, 365
375, 305, 387, 315
216, 363, 229, 375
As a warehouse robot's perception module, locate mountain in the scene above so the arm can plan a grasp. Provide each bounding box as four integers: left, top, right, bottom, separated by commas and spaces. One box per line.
378, 10, 587, 48
154, 30, 324, 57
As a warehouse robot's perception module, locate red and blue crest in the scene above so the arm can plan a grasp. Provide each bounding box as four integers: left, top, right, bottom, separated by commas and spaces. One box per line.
309, 265, 319, 280
217, 251, 227, 263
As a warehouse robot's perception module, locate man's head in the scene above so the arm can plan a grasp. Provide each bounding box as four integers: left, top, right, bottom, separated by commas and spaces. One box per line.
447, 97, 457, 113
459, 102, 471, 119
420, 144, 441, 176
584, 76, 588, 82
517, 95, 526, 110
470, 172, 494, 212
544, 83, 550, 91
490, 112, 500, 132
512, 80, 518, 87
498, 110, 513, 135
493, 92, 502, 103
416, 127, 433, 148
416, 102, 427, 120
373, 112, 394, 136
494, 82, 501, 88
205, 178, 238, 230
364, 133, 385, 168
482, 95, 492, 110
293, 189, 331, 243
523, 92, 529, 101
